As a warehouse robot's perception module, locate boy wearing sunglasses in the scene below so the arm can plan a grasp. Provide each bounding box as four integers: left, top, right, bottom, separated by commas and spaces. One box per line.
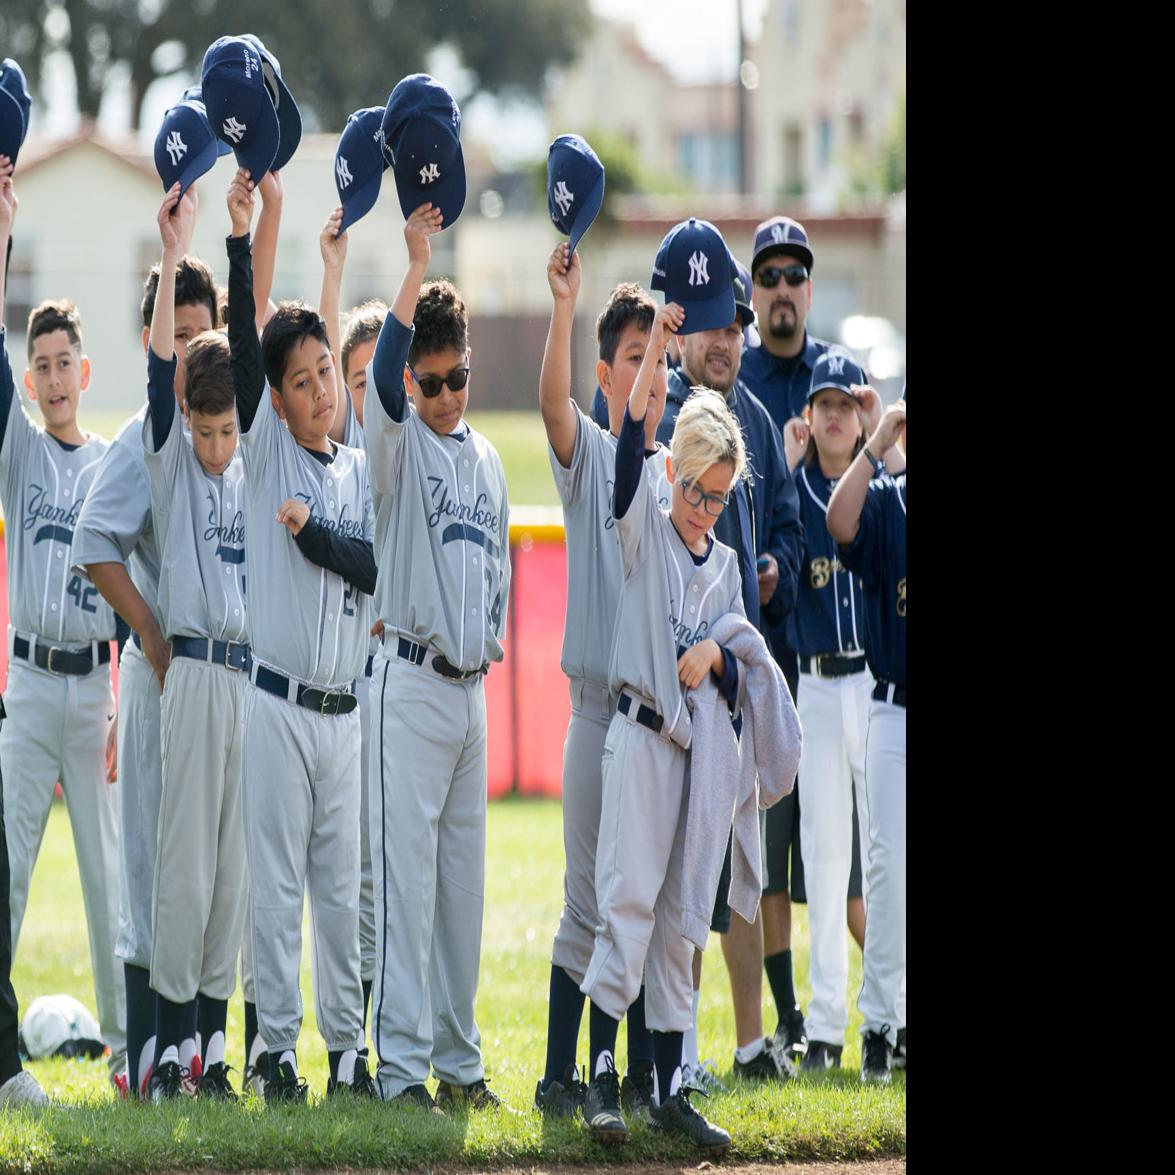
363, 202, 511, 1111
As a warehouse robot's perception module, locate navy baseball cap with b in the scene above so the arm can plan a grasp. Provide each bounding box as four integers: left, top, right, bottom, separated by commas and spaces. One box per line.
239, 34, 302, 171
752, 214, 814, 275
154, 100, 221, 195
0, 58, 32, 167
183, 85, 232, 156
380, 74, 466, 227
808, 347, 866, 403
335, 107, 388, 234
547, 134, 605, 255
200, 36, 280, 181
658, 218, 736, 335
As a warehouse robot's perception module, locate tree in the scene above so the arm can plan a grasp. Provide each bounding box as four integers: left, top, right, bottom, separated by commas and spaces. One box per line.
7, 0, 592, 132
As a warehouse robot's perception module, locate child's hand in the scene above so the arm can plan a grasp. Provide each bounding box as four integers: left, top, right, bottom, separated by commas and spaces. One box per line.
276, 497, 311, 536
259, 170, 284, 205
650, 302, 685, 351
678, 639, 724, 690
547, 242, 581, 305
783, 416, 809, 468
850, 383, 882, 437
867, 402, 906, 460
404, 202, 443, 267
321, 208, 348, 269
227, 168, 256, 237
0, 170, 16, 236
158, 183, 183, 254
175, 182, 199, 254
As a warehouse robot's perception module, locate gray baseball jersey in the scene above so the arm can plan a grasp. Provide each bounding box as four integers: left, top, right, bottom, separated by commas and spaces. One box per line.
239, 388, 372, 687
141, 359, 246, 643
610, 453, 745, 748
365, 318, 510, 673
342, 392, 379, 664
549, 404, 669, 687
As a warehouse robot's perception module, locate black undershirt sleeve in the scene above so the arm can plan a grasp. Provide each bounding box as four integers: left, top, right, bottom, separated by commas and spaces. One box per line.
226, 234, 265, 433
293, 518, 377, 596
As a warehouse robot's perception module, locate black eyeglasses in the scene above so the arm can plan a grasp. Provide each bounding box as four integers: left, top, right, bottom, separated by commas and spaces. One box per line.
755, 264, 809, 289
410, 365, 470, 399
679, 478, 730, 517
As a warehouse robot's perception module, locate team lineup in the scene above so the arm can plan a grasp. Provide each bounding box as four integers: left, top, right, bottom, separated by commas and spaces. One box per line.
0, 43, 906, 1155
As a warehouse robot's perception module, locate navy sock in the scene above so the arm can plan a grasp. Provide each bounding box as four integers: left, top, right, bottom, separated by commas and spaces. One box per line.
244, 1000, 268, 1078
152, 992, 188, 1068
124, 963, 155, 1098
626, 985, 653, 1066
588, 1001, 619, 1080
542, 965, 586, 1088
181, 996, 198, 1050
652, 1030, 683, 1103
196, 995, 227, 1067
361, 979, 373, 1033
764, 949, 798, 1019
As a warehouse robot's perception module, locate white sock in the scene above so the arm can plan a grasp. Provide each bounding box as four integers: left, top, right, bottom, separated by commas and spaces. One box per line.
734, 1036, 766, 1064
279, 1050, 298, 1076
204, 1030, 225, 1070
248, 1033, 268, 1069
178, 1036, 198, 1071
683, 990, 701, 1070
138, 1036, 156, 1095
594, 1049, 614, 1078
158, 1044, 180, 1068
336, 1048, 357, 1086
668, 1065, 682, 1097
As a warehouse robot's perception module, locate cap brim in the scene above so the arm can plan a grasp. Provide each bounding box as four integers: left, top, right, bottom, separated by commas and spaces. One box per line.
393, 145, 466, 229
0, 90, 24, 167
752, 242, 814, 274
269, 73, 302, 172
676, 287, 738, 336
339, 169, 383, 234
734, 302, 755, 328
807, 379, 854, 402
155, 132, 220, 196
567, 172, 605, 256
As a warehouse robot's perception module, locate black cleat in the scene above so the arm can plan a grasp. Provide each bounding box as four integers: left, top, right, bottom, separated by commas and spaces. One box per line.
389, 1082, 443, 1113
773, 1004, 808, 1063
327, 1053, 377, 1098
435, 1077, 512, 1112
197, 1061, 239, 1100
534, 1063, 586, 1118
264, 1059, 309, 1104
648, 1088, 731, 1156
147, 1060, 187, 1104
800, 1040, 843, 1073
860, 1027, 893, 1085
584, 1059, 627, 1144
892, 1027, 905, 1071
733, 1040, 794, 1081
620, 1059, 655, 1118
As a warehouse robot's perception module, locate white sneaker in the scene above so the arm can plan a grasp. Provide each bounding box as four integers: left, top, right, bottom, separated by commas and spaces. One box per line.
0, 1069, 49, 1108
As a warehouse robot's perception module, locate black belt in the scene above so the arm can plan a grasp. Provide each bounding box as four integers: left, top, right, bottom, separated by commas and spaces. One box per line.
365, 655, 374, 678
618, 691, 664, 734
873, 680, 906, 708
396, 637, 485, 682
253, 664, 357, 716
801, 652, 867, 679
172, 636, 252, 672
12, 635, 110, 676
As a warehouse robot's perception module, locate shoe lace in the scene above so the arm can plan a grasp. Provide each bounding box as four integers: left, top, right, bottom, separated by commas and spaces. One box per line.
864, 1026, 891, 1067
352, 1060, 376, 1095
596, 1059, 622, 1107
767, 1036, 797, 1076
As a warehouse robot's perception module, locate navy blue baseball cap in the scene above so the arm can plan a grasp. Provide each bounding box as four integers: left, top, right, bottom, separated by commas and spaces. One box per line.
0, 58, 31, 167
380, 74, 466, 227
154, 100, 220, 195
183, 85, 232, 156
239, 34, 302, 171
200, 36, 280, 181
657, 218, 736, 336
335, 107, 388, 234
547, 134, 605, 255
731, 256, 754, 328
751, 214, 814, 275
808, 348, 866, 403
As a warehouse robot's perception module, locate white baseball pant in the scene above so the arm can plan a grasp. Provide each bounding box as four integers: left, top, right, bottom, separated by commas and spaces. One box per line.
354, 671, 376, 984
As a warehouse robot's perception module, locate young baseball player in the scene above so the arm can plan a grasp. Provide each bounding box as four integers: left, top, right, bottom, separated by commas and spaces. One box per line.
579, 301, 744, 1154
777, 350, 878, 1072
363, 203, 510, 1112
536, 242, 669, 1120
827, 396, 905, 1084
226, 166, 375, 1103
136, 183, 248, 1102
0, 163, 127, 1081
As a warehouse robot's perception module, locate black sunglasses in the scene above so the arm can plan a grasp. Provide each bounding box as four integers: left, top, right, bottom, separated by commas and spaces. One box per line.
755, 264, 809, 290
410, 364, 470, 399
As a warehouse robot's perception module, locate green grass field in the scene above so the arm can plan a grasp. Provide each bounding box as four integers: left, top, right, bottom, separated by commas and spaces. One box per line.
0, 797, 904, 1172
72, 407, 561, 507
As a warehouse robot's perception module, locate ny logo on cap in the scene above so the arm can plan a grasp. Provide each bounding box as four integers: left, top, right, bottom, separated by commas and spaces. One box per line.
771, 224, 786, 244
165, 132, 188, 166
336, 156, 353, 189
688, 251, 710, 287
222, 117, 247, 143
825, 354, 846, 376
420, 162, 440, 184
553, 181, 574, 217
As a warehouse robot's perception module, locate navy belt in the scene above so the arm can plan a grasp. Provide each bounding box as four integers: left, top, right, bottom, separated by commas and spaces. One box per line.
618, 691, 664, 735
873, 680, 906, 708
172, 636, 252, 672
365, 655, 374, 678
396, 637, 485, 682
253, 664, 357, 716
12, 635, 110, 676
801, 652, 867, 679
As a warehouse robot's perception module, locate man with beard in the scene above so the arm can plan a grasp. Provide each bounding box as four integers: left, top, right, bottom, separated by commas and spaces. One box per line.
653, 266, 804, 1084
